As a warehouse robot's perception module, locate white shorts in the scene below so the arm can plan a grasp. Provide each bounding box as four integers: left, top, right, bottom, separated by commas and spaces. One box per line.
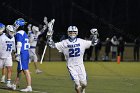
67, 64, 87, 82
29, 49, 38, 62
0, 57, 13, 68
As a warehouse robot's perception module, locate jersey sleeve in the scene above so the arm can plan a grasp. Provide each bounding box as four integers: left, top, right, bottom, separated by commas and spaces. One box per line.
29, 34, 34, 43
83, 39, 92, 49
15, 33, 23, 43
55, 41, 63, 52
0, 37, 2, 51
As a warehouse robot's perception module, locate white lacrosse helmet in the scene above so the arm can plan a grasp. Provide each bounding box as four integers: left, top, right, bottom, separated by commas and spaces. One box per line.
67, 26, 78, 40
6, 25, 15, 37
32, 26, 39, 32
90, 28, 98, 35
0, 23, 5, 33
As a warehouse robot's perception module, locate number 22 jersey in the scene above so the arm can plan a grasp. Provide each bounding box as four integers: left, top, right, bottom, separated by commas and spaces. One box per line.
55, 38, 92, 66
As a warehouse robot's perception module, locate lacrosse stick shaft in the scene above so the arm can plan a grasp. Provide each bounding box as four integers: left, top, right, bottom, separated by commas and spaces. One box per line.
40, 45, 47, 64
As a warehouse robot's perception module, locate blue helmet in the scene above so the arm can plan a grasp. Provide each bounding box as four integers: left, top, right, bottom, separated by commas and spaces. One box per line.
0, 23, 5, 32
15, 18, 26, 26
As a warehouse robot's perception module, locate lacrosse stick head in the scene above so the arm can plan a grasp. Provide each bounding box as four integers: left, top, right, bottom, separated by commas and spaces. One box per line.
47, 19, 55, 36
51, 19, 55, 23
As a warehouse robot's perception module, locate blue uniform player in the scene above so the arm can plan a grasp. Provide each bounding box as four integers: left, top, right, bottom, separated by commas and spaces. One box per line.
15, 29, 30, 70
11, 18, 32, 92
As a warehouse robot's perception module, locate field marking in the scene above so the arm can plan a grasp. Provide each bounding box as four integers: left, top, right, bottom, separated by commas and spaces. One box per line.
0, 86, 47, 93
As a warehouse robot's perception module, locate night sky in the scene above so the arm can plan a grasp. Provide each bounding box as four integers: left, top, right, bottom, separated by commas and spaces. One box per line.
0, 0, 140, 42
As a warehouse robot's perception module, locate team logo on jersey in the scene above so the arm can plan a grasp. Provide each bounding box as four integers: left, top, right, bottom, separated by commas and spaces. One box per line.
67, 43, 80, 48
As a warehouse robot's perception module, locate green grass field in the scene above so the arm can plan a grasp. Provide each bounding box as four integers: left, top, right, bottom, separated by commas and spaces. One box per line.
0, 62, 140, 93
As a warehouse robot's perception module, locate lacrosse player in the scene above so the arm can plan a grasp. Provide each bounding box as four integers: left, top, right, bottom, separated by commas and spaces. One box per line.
11, 18, 32, 92
0, 23, 6, 83
0, 24, 16, 88
46, 20, 99, 93
27, 17, 47, 74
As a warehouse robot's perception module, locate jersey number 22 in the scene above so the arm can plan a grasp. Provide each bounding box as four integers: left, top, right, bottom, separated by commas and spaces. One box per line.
69, 48, 80, 57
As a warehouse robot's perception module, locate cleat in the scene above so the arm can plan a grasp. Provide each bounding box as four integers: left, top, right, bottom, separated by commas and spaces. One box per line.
81, 89, 85, 93
6, 83, 12, 88
1, 78, 5, 83
35, 69, 42, 74
11, 84, 16, 90
20, 87, 32, 92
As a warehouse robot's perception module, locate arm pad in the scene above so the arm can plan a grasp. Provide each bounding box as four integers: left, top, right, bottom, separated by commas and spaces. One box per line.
16, 42, 22, 55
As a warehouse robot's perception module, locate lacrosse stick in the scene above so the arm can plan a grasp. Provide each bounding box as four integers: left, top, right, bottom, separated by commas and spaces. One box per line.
40, 45, 47, 64
40, 19, 55, 64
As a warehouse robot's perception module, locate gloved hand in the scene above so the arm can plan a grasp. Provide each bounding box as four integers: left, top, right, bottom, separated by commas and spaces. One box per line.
15, 54, 21, 62
91, 37, 98, 46
46, 36, 55, 48
47, 30, 54, 36
44, 16, 48, 25
27, 24, 32, 31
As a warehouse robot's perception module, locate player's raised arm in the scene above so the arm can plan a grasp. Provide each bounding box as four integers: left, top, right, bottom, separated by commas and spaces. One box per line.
40, 19, 55, 64
39, 16, 48, 33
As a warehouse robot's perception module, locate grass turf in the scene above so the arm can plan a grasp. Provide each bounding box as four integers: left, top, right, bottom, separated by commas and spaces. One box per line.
0, 62, 140, 93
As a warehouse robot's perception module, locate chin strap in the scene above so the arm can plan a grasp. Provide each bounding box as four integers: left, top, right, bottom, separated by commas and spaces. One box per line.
68, 37, 77, 42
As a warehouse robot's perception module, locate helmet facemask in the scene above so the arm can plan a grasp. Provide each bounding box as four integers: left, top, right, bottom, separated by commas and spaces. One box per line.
67, 26, 78, 41
6, 25, 15, 38
68, 31, 78, 39
9, 31, 15, 38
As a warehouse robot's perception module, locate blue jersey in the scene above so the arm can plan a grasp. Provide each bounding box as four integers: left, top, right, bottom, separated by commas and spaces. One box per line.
15, 30, 30, 70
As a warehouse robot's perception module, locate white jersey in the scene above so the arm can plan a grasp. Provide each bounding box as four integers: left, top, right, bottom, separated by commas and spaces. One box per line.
28, 31, 41, 62
55, 38, 92, 66
28, 31, 41, 47
0, 33, 15, 58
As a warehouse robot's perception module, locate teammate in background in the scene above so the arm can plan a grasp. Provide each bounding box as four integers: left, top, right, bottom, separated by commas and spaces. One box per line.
117, 36, 125, 61
0, 23, 6, 83
11, 18, 32, 92
90, 28, 101, 61
111, 36, 118, 61
0, 24, 16, 88
46, 22, 98, 93
28, 25, 42, 74
134, 37, 139, 61
27, 17, 47, 73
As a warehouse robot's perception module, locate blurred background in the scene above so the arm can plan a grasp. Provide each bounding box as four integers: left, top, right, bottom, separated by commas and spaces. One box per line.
0, 0, 140, 42
0, 0, 140, 61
